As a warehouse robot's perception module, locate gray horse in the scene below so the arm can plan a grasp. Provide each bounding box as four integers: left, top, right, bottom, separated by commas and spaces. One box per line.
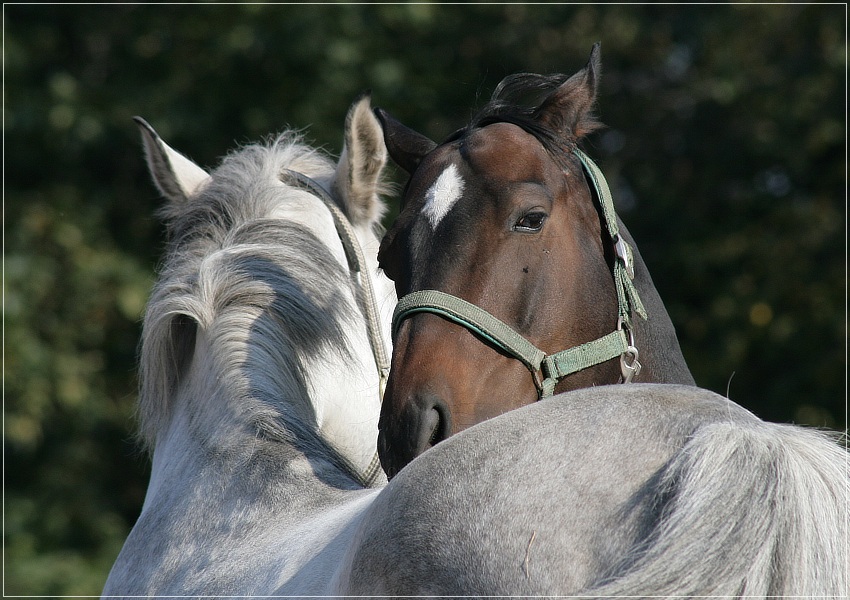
103, 94, 847, 597
102, 95, 397, 595
343, 383, 848, 596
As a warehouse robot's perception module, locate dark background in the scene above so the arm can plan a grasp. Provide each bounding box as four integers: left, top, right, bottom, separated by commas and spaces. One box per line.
5, 4, 845, 595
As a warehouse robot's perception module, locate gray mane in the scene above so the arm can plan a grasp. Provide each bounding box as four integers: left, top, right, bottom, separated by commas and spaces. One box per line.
158, 132, 335, 247
137, 132, 359, 474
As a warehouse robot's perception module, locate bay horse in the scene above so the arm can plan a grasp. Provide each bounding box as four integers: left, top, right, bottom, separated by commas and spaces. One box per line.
101, 91, 847, 598
376, 43, 697, 475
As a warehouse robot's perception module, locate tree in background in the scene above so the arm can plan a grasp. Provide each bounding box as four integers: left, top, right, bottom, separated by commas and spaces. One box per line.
4, 4, 844, 595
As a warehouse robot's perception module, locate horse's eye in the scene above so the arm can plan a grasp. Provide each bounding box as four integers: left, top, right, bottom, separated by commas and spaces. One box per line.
514, 211, 547, 233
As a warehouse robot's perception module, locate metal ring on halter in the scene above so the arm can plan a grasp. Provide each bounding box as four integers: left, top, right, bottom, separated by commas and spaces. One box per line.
620, 345, 641, 383
617, 317, 641, 383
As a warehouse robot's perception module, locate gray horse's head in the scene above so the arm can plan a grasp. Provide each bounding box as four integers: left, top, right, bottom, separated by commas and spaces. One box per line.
134, 95, 395, 481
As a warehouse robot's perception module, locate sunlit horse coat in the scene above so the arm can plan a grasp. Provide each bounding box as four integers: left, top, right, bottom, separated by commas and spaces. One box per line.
103, 94, 848, 598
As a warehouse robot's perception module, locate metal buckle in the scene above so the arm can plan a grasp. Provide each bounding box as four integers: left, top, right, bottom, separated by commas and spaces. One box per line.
614, 236, 635, 280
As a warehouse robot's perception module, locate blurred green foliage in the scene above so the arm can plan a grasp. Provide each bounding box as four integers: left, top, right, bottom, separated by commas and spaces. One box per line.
4, 4, 845, 595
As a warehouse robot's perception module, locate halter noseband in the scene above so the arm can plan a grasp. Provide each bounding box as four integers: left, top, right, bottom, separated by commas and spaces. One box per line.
391, 149, 647, 399
281, 169, 390, 486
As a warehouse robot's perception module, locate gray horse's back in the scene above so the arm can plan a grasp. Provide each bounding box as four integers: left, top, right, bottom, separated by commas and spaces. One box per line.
339, 384, 847, 596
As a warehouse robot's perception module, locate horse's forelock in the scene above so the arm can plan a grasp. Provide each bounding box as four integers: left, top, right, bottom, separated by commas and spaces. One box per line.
491, 72, 572, 110
453, 72, 595, 169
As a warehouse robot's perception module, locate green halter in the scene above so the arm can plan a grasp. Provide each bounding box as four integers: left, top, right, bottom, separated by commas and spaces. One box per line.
392, 149, 647, 399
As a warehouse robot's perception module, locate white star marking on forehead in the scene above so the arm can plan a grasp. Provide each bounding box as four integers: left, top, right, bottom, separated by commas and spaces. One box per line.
422, 163, 465, 229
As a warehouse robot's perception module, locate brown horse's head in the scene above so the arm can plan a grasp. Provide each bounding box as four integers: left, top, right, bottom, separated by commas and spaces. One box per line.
375, 44, 691, 478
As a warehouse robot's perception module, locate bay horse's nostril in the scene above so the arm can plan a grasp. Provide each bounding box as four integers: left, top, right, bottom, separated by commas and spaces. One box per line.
426, 408, 442, 446
424, 399, 451, 449
379, 391, 454, 479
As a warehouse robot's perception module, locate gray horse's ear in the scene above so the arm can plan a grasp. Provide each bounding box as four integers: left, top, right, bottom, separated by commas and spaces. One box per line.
534, 42, 603, 141
134, 117, 210, 205
333, 93, 390, 227
373, 107, 437, 174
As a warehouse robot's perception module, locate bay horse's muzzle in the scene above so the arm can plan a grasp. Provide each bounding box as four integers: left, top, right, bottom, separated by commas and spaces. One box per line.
378, 390, 451, 479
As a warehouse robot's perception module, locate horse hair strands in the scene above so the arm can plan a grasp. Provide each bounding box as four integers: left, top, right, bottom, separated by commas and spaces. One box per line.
585, 419, 849, 596
137, 133, 366, 481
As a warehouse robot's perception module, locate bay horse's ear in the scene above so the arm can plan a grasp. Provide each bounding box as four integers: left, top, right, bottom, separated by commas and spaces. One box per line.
373, 108, 437, 174
134, 117, 210, 205
333, 92, 389, 228
534, 42, 603, 141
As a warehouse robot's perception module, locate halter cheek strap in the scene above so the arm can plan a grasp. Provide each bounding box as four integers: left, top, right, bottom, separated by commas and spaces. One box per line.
572, 149, 647, 330
281, 169, 390, 487
391, 150, 647, 399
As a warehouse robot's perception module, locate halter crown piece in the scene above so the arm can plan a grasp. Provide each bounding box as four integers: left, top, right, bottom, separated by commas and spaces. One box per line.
392, 149, 647, 399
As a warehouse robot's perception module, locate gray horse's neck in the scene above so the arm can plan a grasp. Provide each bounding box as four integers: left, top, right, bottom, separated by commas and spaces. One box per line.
618, 220, 695, 386
104, 412, 369, 596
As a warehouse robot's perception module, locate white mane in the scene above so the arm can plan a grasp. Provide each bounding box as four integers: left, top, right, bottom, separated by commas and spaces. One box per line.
137, 133, 373, 478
